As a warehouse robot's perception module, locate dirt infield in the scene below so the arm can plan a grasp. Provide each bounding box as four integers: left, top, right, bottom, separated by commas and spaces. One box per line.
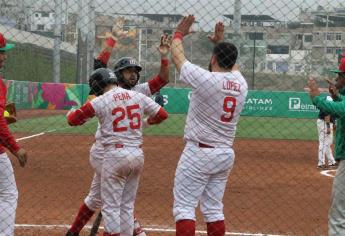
10, 129, 332, 236
8, 109, 332, 235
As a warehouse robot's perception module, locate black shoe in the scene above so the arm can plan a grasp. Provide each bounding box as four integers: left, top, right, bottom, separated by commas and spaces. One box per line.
329, 163, 338, 168
66, 230, 79, 236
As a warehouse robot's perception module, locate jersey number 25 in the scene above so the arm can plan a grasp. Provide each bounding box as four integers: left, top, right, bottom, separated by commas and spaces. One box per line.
112, 104, 141, 132
221, 96, 237, 122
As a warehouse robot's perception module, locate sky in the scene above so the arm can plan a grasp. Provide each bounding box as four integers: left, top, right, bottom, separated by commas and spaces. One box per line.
32, 0, 344, 31
95, 0, 343, 29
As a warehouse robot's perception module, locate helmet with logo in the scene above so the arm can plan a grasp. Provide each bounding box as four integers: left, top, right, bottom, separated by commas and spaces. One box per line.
113, 57, 142, 89
89, 68, 117, 96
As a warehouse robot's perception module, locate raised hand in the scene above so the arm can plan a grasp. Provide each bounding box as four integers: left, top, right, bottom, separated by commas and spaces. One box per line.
326, 78, 339, 99
158, 34, 172, 58
208, 22, 224, 44
176, 15, 195, 36
307, 78, 321, 98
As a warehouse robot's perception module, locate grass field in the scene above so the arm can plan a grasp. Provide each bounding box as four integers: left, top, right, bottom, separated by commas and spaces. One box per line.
12, 113, 318, 141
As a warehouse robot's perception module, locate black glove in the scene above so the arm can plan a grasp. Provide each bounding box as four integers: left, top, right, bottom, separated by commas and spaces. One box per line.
155, 92, 164, 107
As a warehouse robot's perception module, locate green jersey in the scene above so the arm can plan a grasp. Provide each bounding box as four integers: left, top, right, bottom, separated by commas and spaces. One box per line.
312, 94, 345, 160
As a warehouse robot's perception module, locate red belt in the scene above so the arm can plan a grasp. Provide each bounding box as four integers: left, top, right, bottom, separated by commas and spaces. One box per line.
114, 144, 142, 148
198, 143, 214, 148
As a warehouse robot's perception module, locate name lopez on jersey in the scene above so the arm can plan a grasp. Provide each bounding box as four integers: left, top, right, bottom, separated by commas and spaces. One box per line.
222, 81, 241, 92
113, 92, 131, 101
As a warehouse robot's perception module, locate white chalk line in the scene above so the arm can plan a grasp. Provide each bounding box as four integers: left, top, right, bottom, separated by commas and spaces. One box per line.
16, 127, 70, 142
14, 223, 285, 236
320, 169, 336, 178
16, 132, 50, 141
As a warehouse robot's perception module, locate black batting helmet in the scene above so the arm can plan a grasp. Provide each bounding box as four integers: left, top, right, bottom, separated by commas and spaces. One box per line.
113, 57, 142, 89
89, 68, 117, 96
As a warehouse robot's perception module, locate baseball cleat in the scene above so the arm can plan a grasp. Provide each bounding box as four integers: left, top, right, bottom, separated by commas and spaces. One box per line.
329, 163, 338, 168
133, 218, 146, 236
66, 230, 79, 236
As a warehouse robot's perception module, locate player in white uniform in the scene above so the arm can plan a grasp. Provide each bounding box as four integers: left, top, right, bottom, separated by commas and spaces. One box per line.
171, 16, 248, 236
316, 96, 336, 169
0, 32, 28, 236
66, 35, 171, 236
67, 68, 168, 236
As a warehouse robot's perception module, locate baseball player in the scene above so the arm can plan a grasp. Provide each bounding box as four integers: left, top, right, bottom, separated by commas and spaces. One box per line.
316, 96, 337, 169
308, 57, 345, 236
0, 32, 28, 236
66, 34, 171, 236
171, 16, 248, 236
67, 68, 168, 236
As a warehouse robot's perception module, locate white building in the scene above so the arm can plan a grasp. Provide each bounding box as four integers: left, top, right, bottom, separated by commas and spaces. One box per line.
30, 10, 55, 31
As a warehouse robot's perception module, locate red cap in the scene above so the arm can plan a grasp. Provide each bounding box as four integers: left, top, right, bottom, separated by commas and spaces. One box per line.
340, 58, 345, 72
0, 33, 15, 51
330, 58, 345, 73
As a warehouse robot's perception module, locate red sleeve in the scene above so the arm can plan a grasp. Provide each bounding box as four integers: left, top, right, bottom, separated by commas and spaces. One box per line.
147, 107, 168, 125
148, 75, 168, 94
0, 79, 20, 153
67, 102, 96, 126
97, 50, 111, 65
96, 37, 116, 65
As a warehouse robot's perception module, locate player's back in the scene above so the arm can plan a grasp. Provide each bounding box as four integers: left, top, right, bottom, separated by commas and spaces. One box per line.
180, 61, 248, 147
91, 87, 159, 147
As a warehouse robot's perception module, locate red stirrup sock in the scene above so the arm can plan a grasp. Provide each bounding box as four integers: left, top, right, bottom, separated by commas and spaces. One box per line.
69, 203, 95, 233
176, 219, 196, 236
207, 220, 225, 236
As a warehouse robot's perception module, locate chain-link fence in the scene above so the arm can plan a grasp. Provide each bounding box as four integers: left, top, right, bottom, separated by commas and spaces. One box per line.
0, 0, 345, 235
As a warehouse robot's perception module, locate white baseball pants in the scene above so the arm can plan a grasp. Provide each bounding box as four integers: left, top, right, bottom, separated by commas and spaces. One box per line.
173, 142, 234, 223
0, 153, 18, 236
84, 144, 103, 211
101, 146, 144, 235
317, 119, 335, 166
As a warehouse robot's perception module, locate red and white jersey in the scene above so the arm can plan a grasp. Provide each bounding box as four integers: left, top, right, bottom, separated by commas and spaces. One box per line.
91, 86, 160, 146
133, 82, 152, 97
180, 60, 248, 147
92, 82, 152, 152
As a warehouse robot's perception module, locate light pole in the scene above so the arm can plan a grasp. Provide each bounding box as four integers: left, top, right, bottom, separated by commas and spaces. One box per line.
323, 2, 329, 77
233, 0, 242, 60
53, 0, 63, 83
252, 30, 256, 89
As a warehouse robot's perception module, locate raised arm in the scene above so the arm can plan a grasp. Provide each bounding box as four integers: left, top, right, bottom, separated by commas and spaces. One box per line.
157, 34, 172, 82
308, 78, 345, 117
148, 34, 172, 93
326, 78, 343, 101
171, 15, 195, 72
94, 32, 117, 70
208, 21, 224, 44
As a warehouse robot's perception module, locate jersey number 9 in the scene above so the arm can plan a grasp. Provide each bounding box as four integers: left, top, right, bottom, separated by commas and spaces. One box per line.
221, 96, 237, 122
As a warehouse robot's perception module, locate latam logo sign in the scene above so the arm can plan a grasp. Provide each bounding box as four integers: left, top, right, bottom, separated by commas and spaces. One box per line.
289, 97, 317, 111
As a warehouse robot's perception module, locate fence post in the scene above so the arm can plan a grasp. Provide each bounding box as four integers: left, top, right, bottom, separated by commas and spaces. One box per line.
53, 0, 63, 83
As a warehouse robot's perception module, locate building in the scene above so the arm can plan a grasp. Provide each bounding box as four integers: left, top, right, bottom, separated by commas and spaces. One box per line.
30, 10, 55, 32
223, 7, 345, 76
